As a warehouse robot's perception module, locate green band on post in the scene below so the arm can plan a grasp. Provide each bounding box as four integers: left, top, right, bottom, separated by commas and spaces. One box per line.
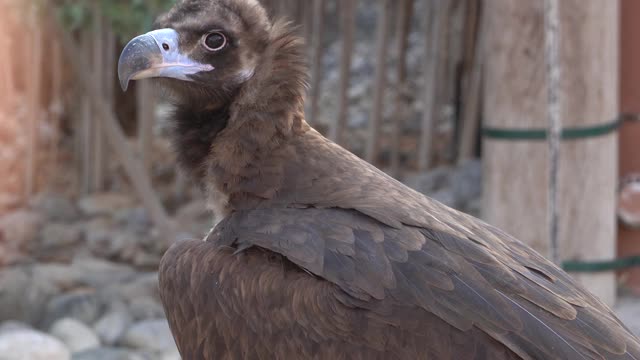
562, 256, 640, 273
481, 115, 635, 141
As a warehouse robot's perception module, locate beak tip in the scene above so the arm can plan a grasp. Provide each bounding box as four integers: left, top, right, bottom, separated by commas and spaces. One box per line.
120, 79, 130, 92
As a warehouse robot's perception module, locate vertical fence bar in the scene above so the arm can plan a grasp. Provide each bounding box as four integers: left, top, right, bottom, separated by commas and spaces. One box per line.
390, 0, 413, 176
50, 28, 64, 168
418, 1, 446, 171
92, 3, 106, 191
308, 0, 326, 126
103, 21, 117, 181
81, 30, 93, 195
366, 0, 392, 164
25, 6, 43, 199
0, 34, 12, 106
138, 80, 156, 172
330, 0, 356, 144
457, 0, 483, 164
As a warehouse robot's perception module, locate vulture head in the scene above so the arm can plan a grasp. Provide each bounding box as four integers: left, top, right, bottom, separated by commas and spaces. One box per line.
118, 0, 282, 108
119, 0, 307, 182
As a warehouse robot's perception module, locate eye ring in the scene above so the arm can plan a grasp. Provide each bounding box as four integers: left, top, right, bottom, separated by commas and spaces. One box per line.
203, 31, 227, 52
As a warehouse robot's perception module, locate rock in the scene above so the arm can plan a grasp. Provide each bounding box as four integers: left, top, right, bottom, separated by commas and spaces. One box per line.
32, 264, 84, 292
50, 318, 101, 353
0, 329, 71, 360
29, 193, 79, 223
114, 273, 159, 302
93, 310, 133, 346
404, 167, 452, 196
43, 290, 102, 328
615, 297, 640, 336
0, 209, 43, 251
120, 319, 176, 353
115, 207, 151, 234
72, 347, 146, 360
451, 159, 482, 209
128, 297, 165, 321
0, 321, 31, 334
430, 189, 457, 208
0, 267, 59, 325
85, 218, 141, 261
132, 252, 162, 269
38, 223, 84, 249
78, 193, 136, 217
175, 200, 211, 236
72, 257, 136, 289
160, 348, 181, 360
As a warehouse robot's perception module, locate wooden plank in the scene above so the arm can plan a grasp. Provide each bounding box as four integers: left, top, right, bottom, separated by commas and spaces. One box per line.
49, 32, 64, 168
137, 80, 156, 172
308, 0, 326, 126
365, 0, 392, 164
92, 4, 106, 191
330, 0, 356, 144
457, 0, 483, 164
390, 0, 414, 176
483, 0, 618, 305
25, 7, 43, 199
80, 31, 93, 195
0, 34, 11, 106
56, 19, 176, 237
418, 1, 446, 170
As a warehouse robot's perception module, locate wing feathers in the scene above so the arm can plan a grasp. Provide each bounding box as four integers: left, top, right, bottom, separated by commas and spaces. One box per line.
202, 207, 640, 359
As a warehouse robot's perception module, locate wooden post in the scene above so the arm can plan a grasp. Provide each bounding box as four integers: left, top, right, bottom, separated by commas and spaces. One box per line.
483, 0, 618, 305
137, 80, 156, 172
618, 0, 640, 290
57, 26, 176, 239
365, 0, 392, 164
418, 0, 447, 171
49, 32, 64, 167
25, 6, 43, 199
92, 4, 106, 191
390, 0, 413, 176
457, 0, 482, 164
308, 0, 326, 126
329, 0, 356, 144
80, 31, 93, 195
0, 34, 12, 106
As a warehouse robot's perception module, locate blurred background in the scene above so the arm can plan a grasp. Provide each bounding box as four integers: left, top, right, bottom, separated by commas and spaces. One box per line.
0, 0, 639, 359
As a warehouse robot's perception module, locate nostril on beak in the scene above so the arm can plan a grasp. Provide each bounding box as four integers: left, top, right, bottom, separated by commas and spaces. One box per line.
163, 43, 170, 51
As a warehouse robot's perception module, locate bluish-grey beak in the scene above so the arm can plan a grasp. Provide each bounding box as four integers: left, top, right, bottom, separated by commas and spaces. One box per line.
118, 28, 214, 91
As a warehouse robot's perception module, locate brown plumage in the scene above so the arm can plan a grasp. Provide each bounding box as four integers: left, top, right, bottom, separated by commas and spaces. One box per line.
117, 0, 640, 359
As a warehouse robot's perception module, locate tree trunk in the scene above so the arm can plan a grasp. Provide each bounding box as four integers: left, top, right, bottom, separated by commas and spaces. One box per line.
483, 0, 618, 305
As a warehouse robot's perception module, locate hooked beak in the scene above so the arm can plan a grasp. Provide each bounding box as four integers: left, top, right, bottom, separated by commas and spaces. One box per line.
118, 28, 214, 91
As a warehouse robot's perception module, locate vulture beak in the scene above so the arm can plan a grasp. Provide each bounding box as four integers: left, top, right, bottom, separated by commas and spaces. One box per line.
118, 28, 214, 91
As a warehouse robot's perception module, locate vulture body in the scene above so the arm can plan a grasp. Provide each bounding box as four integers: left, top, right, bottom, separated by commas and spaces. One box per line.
117, 0, 640, 359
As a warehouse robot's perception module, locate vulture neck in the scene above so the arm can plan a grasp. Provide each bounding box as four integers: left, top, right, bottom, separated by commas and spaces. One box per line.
176, 21, 309, 216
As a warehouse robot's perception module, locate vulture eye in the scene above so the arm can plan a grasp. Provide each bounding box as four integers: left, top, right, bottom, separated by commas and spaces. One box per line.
203, 32, 227, 52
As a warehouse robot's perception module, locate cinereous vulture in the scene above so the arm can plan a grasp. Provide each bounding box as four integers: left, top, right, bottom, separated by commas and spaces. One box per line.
118, 0, 640, 358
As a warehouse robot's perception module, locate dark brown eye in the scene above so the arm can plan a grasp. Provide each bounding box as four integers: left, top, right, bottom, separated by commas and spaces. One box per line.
204, 32, 227, 51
